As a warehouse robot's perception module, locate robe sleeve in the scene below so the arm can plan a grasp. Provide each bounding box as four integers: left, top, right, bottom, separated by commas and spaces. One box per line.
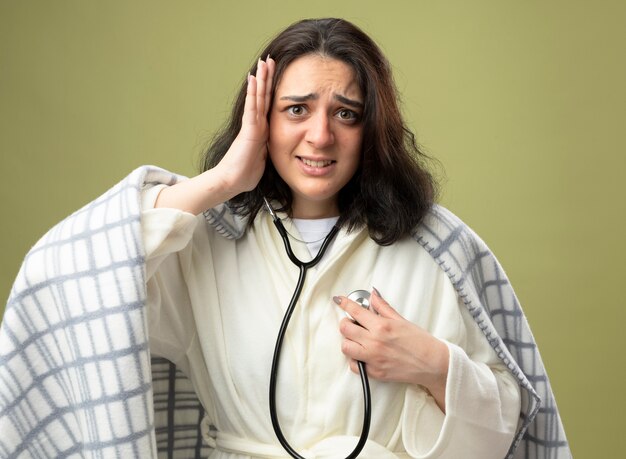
140, 183, 200, 369
401, 291, 521, 458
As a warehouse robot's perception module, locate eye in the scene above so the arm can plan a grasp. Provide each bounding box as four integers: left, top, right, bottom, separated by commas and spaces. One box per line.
336, 109, 359, 122
287, 105, 307, 116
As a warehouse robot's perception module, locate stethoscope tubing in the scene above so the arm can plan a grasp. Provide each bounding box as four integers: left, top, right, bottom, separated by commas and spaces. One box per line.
265, 205, 372, 459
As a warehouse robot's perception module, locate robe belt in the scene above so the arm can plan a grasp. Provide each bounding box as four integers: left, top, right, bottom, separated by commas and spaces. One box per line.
201, 419, 408, 458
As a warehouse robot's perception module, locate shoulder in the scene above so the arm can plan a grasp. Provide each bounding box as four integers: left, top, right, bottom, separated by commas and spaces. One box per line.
414, 205, 486, 250
203, 204, 247, 240
412, 205, 492, 286
410, 205, 522, 358
412, 205, 525, 375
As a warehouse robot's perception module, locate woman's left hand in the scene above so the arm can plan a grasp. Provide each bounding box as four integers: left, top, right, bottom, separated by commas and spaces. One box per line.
334, 288, 450, 412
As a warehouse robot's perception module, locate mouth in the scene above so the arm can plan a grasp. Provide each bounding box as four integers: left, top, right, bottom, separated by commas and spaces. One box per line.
297, 156, 336, 168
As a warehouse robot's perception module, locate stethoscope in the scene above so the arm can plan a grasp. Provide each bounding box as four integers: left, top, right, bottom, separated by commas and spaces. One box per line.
263, 198, 372, 459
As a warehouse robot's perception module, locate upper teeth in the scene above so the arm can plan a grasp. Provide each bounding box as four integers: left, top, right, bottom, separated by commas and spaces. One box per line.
302, 158, 333, 167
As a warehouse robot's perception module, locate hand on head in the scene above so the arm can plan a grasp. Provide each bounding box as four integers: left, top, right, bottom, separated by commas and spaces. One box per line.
154, 56, 276, 214
215, 56, 276, 197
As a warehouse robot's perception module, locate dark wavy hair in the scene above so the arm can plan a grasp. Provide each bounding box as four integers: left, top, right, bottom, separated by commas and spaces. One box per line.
201, 18, 437, 245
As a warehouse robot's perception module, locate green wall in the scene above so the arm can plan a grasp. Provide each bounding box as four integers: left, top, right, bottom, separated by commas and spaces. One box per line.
2, 1, 624, 456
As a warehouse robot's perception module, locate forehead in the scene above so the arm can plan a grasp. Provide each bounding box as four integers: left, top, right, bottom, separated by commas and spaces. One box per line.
275, 54, 362, 99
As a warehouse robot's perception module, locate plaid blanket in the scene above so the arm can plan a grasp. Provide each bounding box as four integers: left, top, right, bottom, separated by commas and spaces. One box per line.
0, 166, 570, 458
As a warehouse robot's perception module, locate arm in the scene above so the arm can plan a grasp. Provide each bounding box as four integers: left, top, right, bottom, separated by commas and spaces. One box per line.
155, 57, 275, 214
335, 288, 520, 458
142, 57, 275, 364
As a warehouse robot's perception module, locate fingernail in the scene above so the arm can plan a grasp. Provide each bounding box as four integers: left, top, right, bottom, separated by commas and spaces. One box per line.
333, 296, 342, 305
267, 53, 271, 60
372, 286, 382, 298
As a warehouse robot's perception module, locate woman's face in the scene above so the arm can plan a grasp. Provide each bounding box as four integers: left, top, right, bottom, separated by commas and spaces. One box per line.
268, 54, 364, 218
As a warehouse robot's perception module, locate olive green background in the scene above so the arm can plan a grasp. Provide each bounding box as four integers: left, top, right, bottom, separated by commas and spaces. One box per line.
1, 0, 624, 456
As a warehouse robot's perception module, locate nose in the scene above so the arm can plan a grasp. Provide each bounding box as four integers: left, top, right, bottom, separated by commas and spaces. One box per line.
305, 113, 335, 148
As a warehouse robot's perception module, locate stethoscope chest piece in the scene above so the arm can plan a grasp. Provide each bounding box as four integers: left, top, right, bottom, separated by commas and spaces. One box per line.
347, 289, 371, 308
346, 290, 371, 320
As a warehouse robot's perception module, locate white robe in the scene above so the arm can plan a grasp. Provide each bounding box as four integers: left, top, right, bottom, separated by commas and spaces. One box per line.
142, 185, 521, 458
0, 166, 571, 459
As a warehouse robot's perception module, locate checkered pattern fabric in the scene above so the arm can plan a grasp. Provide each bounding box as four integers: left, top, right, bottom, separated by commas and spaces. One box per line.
151, 358, 210, 458
0, 166, 570, 458
413, 207, 570, 459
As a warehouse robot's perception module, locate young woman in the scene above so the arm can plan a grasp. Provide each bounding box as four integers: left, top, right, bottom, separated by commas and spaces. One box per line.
0, 18, 569, 459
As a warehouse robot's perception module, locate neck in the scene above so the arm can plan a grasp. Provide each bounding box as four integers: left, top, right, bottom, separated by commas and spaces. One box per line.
291, 198, 339, 219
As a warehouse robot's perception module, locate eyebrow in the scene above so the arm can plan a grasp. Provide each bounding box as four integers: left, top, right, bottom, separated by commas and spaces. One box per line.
279, 93, 318, 103
334, 94, 364, 109
279, 93, 364, 109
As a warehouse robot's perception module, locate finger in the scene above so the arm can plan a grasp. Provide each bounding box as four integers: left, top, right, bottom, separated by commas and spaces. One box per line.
340, 337, 367, 362
256, 59, 267, 119
242, 73, 257, 125
338, 317, 369, 342
333, 295, 377, 329
264, 56, 275, 115
349, 359, 372, 376
370, 287, 402, 319
350, 360, 383, 380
